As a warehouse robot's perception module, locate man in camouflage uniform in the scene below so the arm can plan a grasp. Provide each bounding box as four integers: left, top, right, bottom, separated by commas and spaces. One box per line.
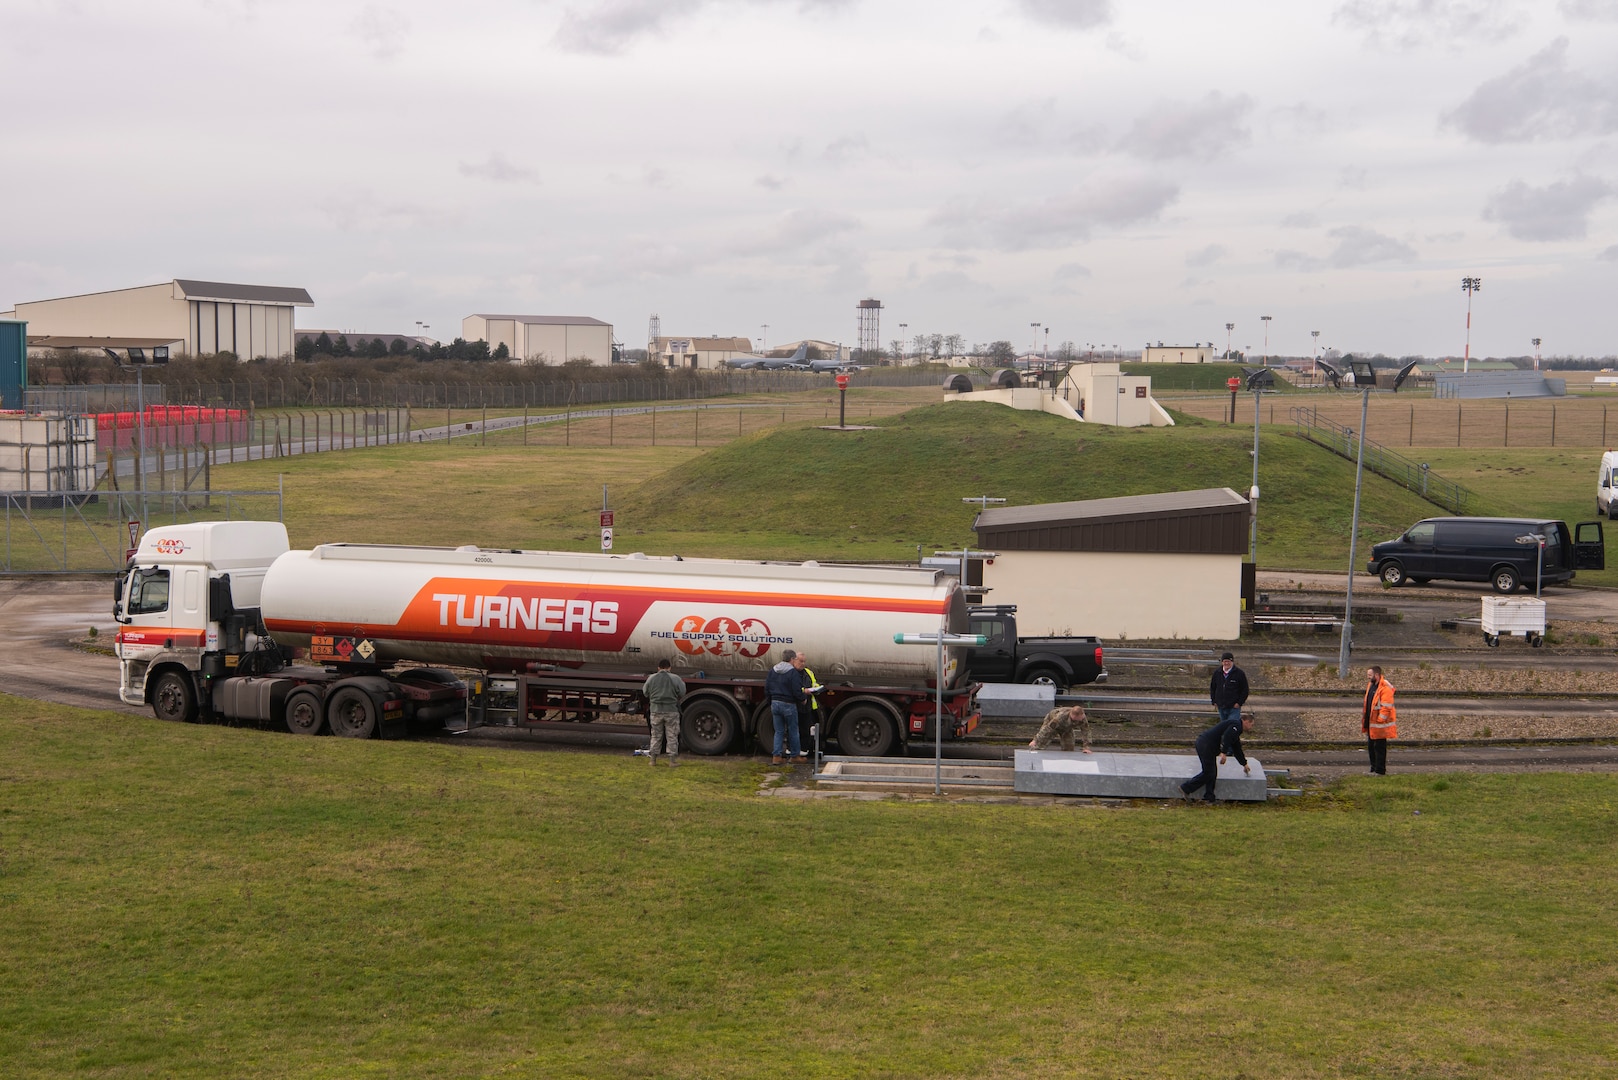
1028, 704, 1091, 753
644, 658, 686, 767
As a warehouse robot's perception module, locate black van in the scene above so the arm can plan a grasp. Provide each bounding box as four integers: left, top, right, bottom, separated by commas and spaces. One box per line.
1368, 517, 1605, 593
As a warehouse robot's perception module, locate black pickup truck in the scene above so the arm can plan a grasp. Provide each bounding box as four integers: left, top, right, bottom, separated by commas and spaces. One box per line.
965, 605, 1107, 688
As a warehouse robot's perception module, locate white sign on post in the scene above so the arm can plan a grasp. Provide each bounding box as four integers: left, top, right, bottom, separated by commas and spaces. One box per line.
601, 527, 614, 551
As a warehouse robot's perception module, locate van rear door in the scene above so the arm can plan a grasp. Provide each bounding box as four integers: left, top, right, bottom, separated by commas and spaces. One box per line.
1574, 521, 1605, 571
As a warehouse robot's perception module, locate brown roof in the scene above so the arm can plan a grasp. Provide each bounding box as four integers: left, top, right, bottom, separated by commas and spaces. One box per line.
174, 279, 313, 305
974, 488, 1250, 555
472, 314, 610, 326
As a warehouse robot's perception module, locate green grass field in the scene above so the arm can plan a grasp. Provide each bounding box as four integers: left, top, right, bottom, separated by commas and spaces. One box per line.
2, 696, 1615, 1078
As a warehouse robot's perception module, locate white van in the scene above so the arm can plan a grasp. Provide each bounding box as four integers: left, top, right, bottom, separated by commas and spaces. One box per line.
1601, 451, 1618, 519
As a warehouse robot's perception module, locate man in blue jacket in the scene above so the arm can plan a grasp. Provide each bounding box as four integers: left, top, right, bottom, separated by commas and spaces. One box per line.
766, 650, 809, 765
1180, 712, 1252, 803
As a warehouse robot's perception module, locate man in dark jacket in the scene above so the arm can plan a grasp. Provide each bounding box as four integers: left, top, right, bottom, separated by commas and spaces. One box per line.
1179, 712, 1252, 803
1209, 651, 1250, 725
765, 650, 809, 765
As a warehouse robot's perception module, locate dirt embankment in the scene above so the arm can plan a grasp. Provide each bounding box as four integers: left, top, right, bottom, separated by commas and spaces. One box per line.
1258, 659, 1616, 696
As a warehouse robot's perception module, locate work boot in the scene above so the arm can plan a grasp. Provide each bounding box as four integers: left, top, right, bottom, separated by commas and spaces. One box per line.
668, 757, 679, 768
771, 755, 783, 765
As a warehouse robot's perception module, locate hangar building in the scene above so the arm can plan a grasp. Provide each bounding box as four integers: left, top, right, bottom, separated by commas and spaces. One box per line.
973, 488, 1251, 640
462, 314, 613, 365
3, 279, 313, 360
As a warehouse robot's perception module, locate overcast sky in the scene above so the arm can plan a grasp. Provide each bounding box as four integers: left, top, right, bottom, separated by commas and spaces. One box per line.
5, 0, 1617, 357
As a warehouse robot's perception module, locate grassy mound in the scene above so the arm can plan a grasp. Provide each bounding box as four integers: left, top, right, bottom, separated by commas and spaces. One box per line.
1123, 361, 1299, 392
616, 401, 1448, 565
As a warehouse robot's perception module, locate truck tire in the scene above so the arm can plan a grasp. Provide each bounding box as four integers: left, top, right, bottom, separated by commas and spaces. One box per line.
1379, 562, 1405, 587
681, 695, 738, 756
837, 704, 897, 757
1021, 666, 1066, 690
151, 669, 197, 724
327, 686, 378, 739
1491, 566, 1520, 594
283, 688, 325, 735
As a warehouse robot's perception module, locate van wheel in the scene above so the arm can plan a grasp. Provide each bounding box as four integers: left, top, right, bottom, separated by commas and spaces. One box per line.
1379, 562, 1405, 587
1491, 567, 1520, 594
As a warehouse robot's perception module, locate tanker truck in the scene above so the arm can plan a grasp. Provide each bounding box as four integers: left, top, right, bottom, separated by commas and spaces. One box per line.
113, 521, 980, 756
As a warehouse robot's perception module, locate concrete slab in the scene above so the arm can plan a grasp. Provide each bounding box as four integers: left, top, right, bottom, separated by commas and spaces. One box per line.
976, 682, 1055, 718
1014, 749, 1269, 802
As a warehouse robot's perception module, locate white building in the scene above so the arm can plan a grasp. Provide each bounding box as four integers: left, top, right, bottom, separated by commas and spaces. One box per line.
3, 279, 313, 360
462, 314, 613, 365
973, 489, 1251, 640
650, 336, 755, 370
1141, 345, 1214, 364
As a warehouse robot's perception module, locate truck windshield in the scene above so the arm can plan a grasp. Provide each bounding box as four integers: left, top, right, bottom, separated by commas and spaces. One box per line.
127, 568, 171, 615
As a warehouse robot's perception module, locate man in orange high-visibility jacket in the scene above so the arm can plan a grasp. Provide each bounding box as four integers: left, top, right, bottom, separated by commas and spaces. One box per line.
1363, 666, 1397, 775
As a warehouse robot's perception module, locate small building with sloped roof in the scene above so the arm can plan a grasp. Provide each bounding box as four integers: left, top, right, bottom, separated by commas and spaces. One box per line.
5, 279, 313, 360
973, 487, 1251, 639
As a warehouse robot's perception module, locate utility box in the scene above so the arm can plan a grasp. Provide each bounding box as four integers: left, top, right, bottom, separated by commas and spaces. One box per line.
1481, 596, 1546, 647
0, 320, 25, 410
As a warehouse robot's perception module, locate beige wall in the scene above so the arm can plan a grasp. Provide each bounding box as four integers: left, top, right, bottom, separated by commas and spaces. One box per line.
981, 549, 1242, 639
14, 284, 188, 343
1058, 363, 1173, 427
1142, 346, 1213, 364
463, 317, 613, 364
192, 302, 293, 358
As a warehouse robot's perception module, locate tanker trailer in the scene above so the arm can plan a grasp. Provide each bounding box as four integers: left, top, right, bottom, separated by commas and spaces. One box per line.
115, 522, 979, 756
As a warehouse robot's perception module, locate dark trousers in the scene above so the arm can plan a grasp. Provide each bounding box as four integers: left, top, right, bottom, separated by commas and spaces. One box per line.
1181, 740, 1220, 801
1367, 737, 1388, 775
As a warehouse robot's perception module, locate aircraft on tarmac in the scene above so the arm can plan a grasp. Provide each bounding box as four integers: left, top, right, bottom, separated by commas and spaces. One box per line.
808, 346, 856, 373
724, 342, 811, 370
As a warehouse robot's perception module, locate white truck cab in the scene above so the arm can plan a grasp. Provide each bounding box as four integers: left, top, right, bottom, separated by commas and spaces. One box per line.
115, 521, 290, 712
1600, 451, 1618, 520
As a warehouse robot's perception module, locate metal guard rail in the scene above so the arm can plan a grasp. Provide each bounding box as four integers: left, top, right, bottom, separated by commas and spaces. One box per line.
1288, 406, 1475, 514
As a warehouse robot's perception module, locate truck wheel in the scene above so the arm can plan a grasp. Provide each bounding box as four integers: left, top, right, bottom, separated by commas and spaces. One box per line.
1022, 666, 1066, 690
284, 688, 325, 736
327, 686, 378, 739
151, 670, 197, 724
1379, 562, 1405, 587
681, 697, 738, 755
837, 705, 896, 757
1491, 566, 1520, 594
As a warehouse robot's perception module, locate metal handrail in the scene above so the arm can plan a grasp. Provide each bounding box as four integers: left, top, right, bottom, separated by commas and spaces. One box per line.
1288, 406, 1475, 513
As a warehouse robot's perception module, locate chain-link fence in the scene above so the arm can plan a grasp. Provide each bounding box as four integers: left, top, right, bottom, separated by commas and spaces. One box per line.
1, 488, 283, 573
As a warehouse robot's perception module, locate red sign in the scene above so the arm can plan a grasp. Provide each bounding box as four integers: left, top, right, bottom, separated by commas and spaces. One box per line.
599, 511, 614, 528
835, 374, 850, 390
1226, 377, 1241, 391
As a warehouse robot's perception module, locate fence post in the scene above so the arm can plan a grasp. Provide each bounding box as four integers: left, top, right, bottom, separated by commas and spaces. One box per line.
1504, 403, 1509, 447
1551, 404, 1556, 447
1457, 404, 1462, 447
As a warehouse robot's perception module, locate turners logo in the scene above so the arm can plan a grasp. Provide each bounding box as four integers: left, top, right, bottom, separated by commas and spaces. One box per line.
155, 538, 188, 555
656, 615, 792, 657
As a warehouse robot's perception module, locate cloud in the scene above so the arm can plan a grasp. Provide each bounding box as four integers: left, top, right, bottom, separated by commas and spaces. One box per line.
1276, 226, 1417, 270
1185, 243, 1228, 267
1054, 262, 1092, 278
458, 154, 540, 185
1601, 243, 1618, 260
1332, 0, 1525, 49
349, 5, 409, 59
1118, 92, 1253, 161
930, 178, 1178, 251
727, 207, 859, 257
754, 174, 786, 190
1282, 211, 1321, 228
1104, 31, 1144, 60
1481, 175, 1614, 240
554, 0, 852, 55
823, 134, 869, 165
1559, 0, 1618, 19
916, 270, 988, 294
1443, 38, 1618, 143
1018, 0, 1113, 30
1338, 166, 1370, 190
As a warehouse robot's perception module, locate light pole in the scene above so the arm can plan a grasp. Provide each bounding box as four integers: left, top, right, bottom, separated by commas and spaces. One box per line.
760, 324, 769, 352
1311, 330, 1321, 383
1531, 337, 1541, 372
1251, 378, 1261, 563
1030, 322, 1041, 363
1260, 315, 1272, 367
899, 323, 907, 363
1461, 277, 1482, 374
1225, 322, 1235, 359
1338, 386, 1372, 679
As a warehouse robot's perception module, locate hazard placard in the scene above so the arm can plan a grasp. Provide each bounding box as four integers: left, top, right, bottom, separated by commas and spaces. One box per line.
601, 527, 614, 551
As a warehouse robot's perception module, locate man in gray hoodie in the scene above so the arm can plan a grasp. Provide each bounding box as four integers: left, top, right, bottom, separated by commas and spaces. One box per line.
644, 658, 686, 767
